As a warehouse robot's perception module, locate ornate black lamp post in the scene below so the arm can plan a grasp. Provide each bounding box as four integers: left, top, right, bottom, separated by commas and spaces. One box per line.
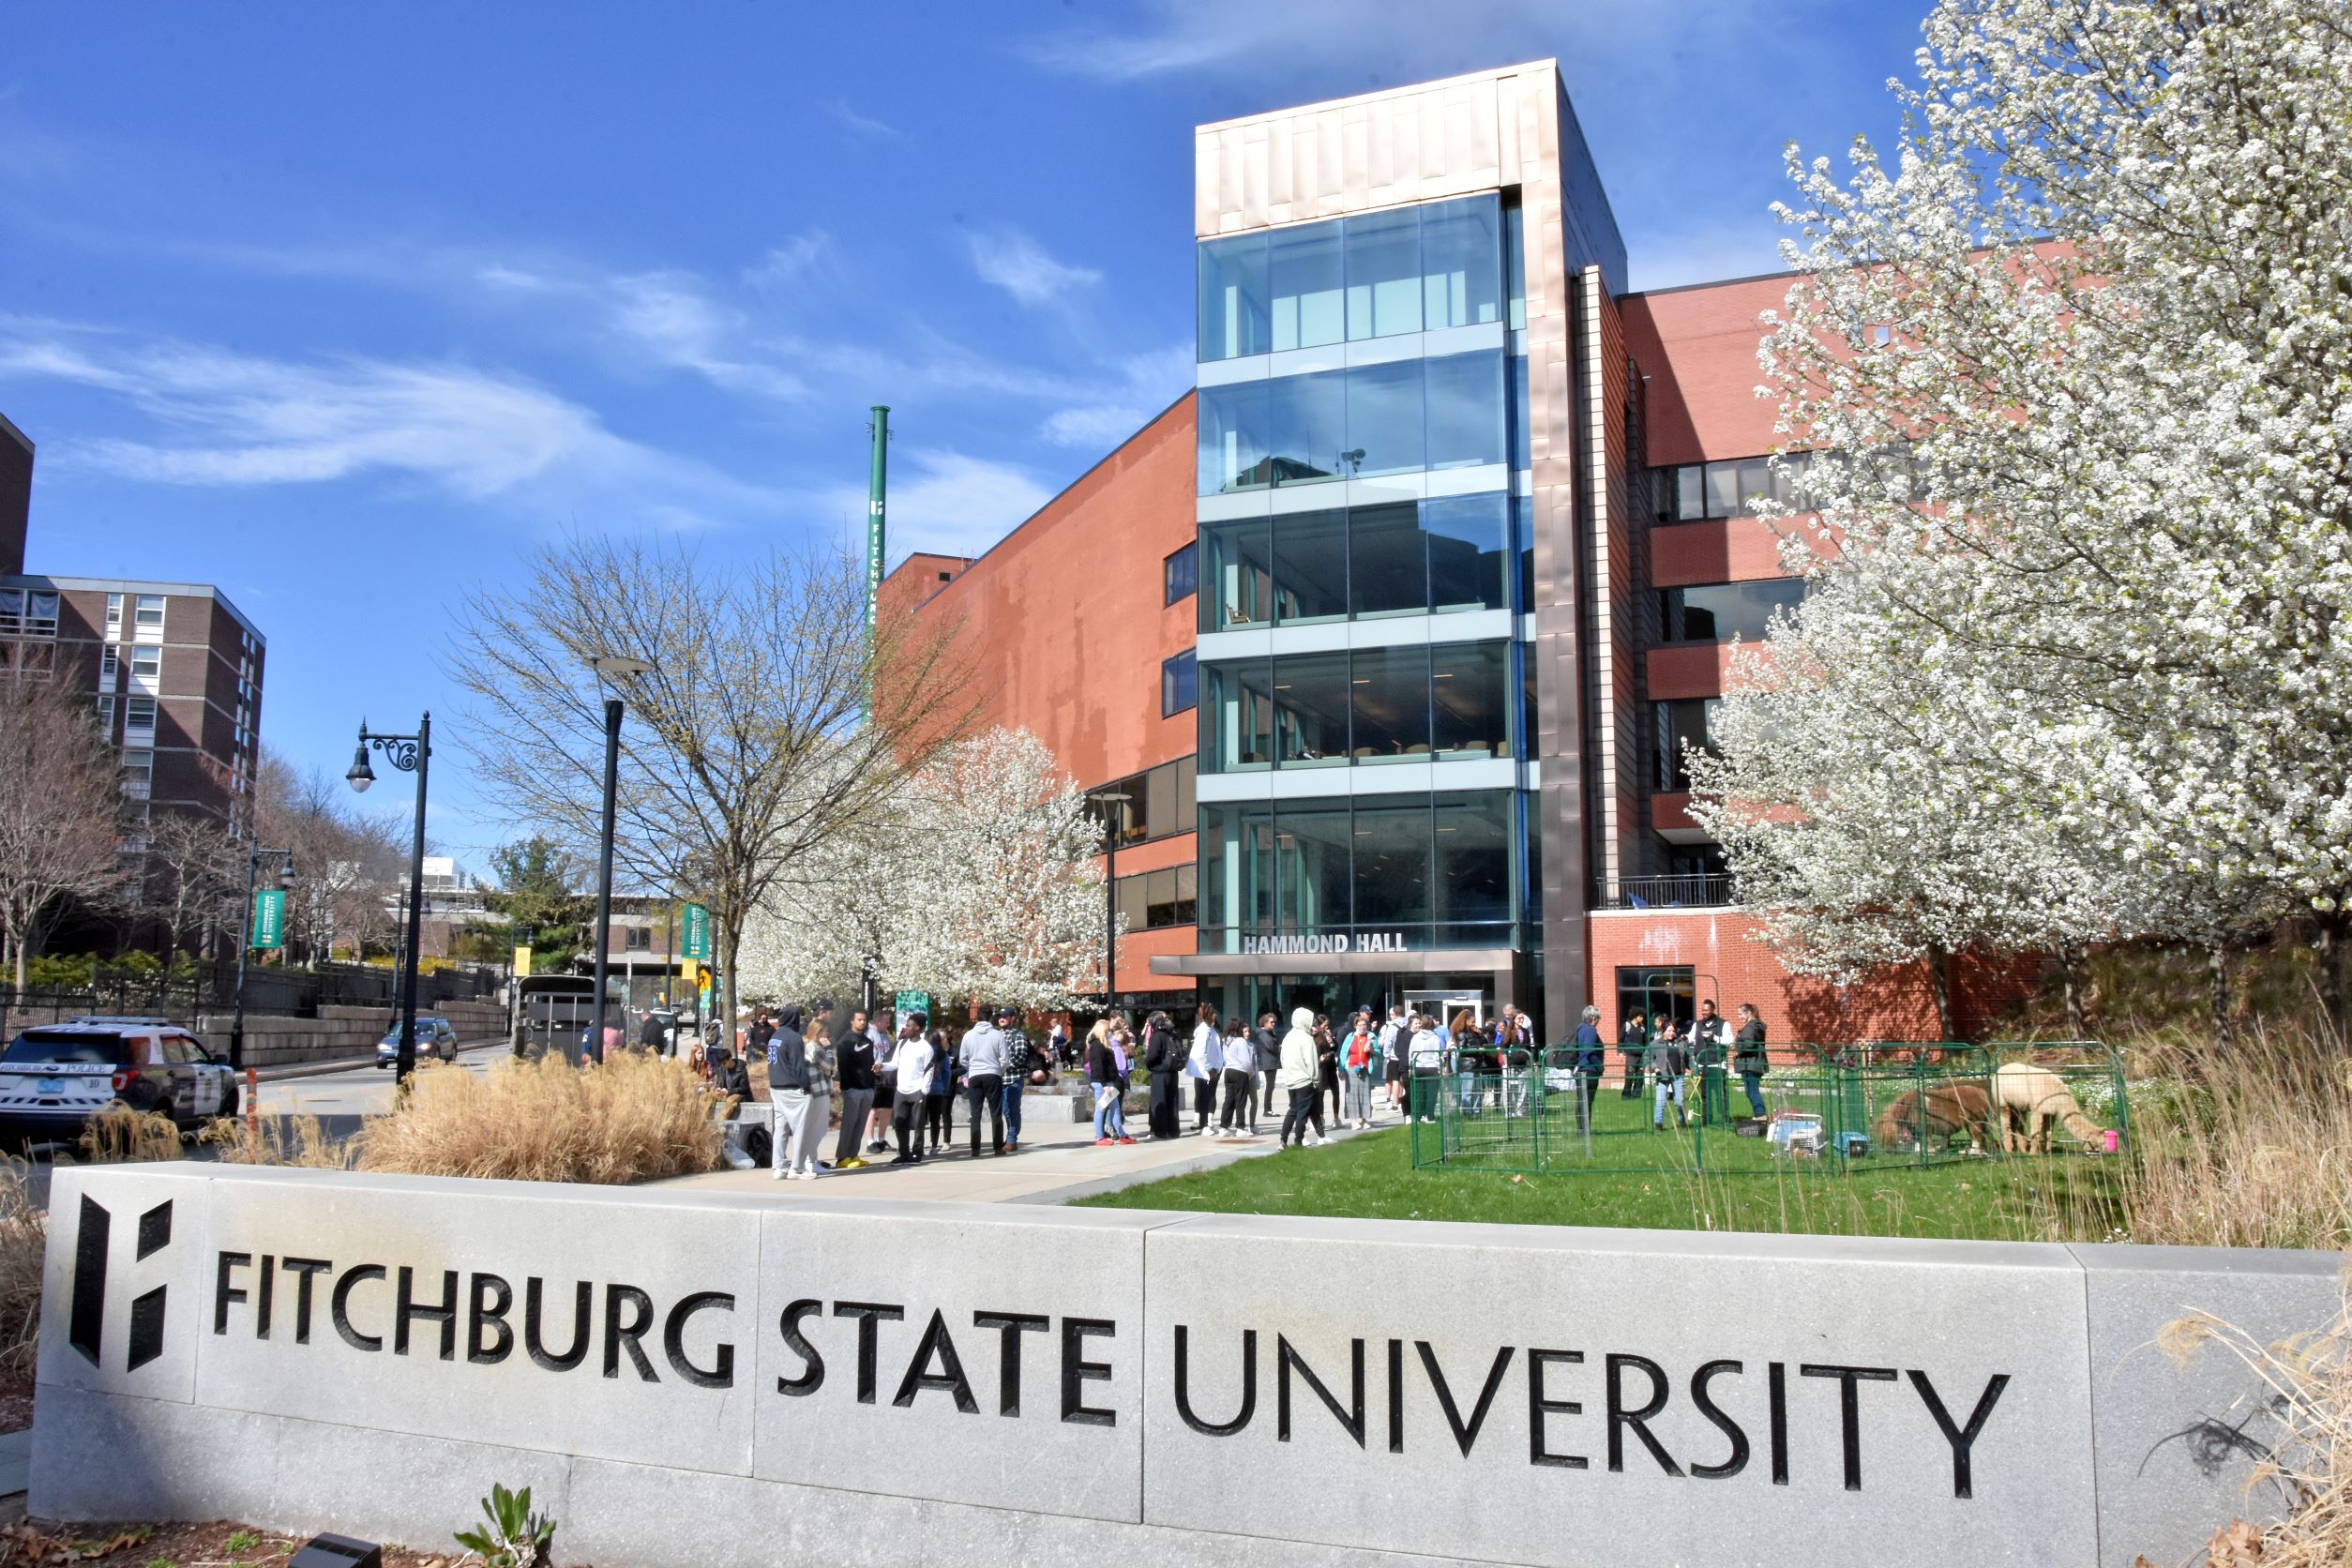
346, 715, 430, 1082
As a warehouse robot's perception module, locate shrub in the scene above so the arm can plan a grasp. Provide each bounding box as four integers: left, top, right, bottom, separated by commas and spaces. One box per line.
0, 1161, 44, 1383
356, 1053, 722, 1184
200, 1111, 354, 1169
76, 1107, 182, 1165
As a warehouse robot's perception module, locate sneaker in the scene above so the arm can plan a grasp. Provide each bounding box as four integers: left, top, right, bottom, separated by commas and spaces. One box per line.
839, 1156, 868, 1170
1117, 1136, 1138, 1146
770, 1168, 786, 1180
1095, 1138, 1115, 1147
867, 1140, 887, 1154
1004, 1141, 1018, 1153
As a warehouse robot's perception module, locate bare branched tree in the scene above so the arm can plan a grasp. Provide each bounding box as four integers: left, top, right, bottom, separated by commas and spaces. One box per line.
449, 534, 982, 1038
0, 681, 131, 986
140, 810, 244, 959
252, 747, 407, 962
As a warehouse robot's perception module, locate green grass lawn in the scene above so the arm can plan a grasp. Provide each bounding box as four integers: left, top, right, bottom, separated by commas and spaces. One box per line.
1072, 1121, 2130, 1242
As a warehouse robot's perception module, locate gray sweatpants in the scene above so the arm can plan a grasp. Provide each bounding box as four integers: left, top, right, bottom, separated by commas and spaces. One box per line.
835, 1087, 876, 1164
772, 1090, 808, 1174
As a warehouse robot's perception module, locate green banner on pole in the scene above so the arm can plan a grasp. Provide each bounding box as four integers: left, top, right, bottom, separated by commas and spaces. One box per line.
893, 989, 931, 1023
680, 901, 712, 963
249, 888, 286, 951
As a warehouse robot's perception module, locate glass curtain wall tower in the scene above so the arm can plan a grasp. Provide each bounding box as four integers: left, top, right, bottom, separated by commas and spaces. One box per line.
1158, 63, 1636, 1041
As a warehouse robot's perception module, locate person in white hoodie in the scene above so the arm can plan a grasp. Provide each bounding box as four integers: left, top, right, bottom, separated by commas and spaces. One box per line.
1186, 1004, 1225, 1135
1277, 1006, 1326, 1148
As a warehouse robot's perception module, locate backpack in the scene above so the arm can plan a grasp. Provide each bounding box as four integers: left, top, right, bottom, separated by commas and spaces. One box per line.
742, 1123, 773, 1165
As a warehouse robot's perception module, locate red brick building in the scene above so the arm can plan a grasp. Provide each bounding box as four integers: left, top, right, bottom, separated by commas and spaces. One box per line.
883, 66, 2024, 1045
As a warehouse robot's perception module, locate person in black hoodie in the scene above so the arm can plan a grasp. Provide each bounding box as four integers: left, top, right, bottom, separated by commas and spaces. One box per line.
763, 1003, 809, 1181
1143, 1011, 1183, 1140
1252, 1011, 1281, 1127
833, 1011, 877, 1170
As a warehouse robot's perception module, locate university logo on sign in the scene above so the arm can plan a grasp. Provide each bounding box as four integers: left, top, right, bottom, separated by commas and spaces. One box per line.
679, 902, 711, 963
68, 1194, 175, 1372
249, 889, 286, 952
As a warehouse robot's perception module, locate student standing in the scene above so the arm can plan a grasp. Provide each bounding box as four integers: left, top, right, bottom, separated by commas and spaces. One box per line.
1691, 999, 1732, 1127
1733, 1003, 1771, 1120
1573, 1005, 1607, 1133
1407, 1015, 1446, 1123
765, 1003, 810, 1181
785, 1022, 834, 1180
866, 1014, 898, 1154
1651, 1018, 1690, 1131
1252, 1012, 1282, 1124
1620, 1010, 1650, 1100
924, 1028, 958, 1153
1108, 1020, 1138, 1143
1143, 1011, 1184, 1140
1277, 1007, 1326, 1148
996, 1006, 1032, 1153
1340, 1009, 1376, 1129
960, 1008, 1010, 1157
1380, 1005, 1408, 1115
1215, 1025, 1257, 1137
1186, 1005, 1225, 1134
833, 1012, 878, 1170
889, 1015, 935, 1166
1315, 1016, 1342, 1125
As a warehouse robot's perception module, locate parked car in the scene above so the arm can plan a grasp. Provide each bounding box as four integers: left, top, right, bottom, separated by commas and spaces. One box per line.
374, 1016, 459, 1068
0, 1016, 236, 1147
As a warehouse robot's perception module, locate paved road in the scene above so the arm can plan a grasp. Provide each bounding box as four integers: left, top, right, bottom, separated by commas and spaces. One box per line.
255, 1041, 505, 1117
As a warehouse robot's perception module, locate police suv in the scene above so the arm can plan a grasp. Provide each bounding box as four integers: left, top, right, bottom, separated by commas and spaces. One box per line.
0, 1016, 238, 1148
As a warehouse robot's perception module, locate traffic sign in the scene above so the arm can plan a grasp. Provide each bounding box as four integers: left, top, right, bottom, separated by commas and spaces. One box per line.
680, 901, 712, 962
249, 889, 286, 951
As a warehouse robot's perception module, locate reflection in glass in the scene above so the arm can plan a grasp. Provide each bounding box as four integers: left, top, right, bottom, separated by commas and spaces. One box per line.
1271, 652, 1350, 768
1198, 382, 1270, 494
1514, 494, 1535, 614
1199, 234, 1270, 362
1424, 492, 1509, 612
1350, 644, 1429, 762
1352, 801, 1433, 927
1200, 803, 1276, 937
1199, 516, 1273, 630
1344, 359, 1424, 478
1270, 510, 1348, 625
1200, 659, 1274, 772
1269, 370, 1347, 487
1424, 352, 1506, 470
1433, 792, 1511, 926
1509, 354, 1530, 471
1269, 223, 1344, 351
1421, 198, 1503, 329
1348, 502, 1425, 619
1430, 641, 1510, 760
1657, 580, 1807, 642
1277, 806, 1352, 931
1504, 204, 1526, 331
1344, 207, 1423, 340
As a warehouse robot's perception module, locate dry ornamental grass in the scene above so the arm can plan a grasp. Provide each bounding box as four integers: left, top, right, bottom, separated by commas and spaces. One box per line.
0, 1161, 43, 1386
355, 1052, 723, 1184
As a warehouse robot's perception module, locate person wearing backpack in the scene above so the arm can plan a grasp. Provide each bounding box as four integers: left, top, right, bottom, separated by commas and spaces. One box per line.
1339, 1009, 1377, 1129
764, 1003, 810, 1181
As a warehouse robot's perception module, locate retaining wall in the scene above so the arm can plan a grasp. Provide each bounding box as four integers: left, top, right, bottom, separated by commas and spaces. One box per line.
186, 1000, 506, 1069
31, 1164, 2338, 1568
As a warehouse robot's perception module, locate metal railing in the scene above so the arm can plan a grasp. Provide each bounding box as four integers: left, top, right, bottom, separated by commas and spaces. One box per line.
1597, 873, 1735, 909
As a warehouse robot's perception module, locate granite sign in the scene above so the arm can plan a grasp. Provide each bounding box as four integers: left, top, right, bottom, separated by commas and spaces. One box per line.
32, 1165, 2338, 1568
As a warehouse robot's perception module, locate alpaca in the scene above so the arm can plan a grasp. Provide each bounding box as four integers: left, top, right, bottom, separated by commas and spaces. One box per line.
1870, 1081, 1992, 1153
1992, 1063, 2104, 1153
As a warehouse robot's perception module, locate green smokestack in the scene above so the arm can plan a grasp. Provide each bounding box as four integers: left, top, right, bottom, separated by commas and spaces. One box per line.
865, 405, 890, 633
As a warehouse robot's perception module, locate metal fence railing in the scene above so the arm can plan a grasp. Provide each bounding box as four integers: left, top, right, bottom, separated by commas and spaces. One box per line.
1408, 1042, 2128, 1176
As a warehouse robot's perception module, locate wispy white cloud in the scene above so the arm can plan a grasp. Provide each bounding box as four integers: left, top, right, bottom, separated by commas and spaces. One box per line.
1020, 0, 1748, 85
964, 227, 1101, 308
1039, 343, 1193, 447
815, 447, 1054, 560
0, 317, 773, 522
827, 98, 904, 140
742, 232, 837, 292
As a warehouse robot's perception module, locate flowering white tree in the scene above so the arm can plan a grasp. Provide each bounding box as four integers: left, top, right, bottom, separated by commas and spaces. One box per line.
1699, 0, 2352, 1033
738, 728, 1109, 1013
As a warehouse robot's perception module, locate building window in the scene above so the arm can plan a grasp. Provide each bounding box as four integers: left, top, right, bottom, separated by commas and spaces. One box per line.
1161, 650, 1198, 717
105, 594, 124, 637
95, 696, 114, 737
121, 748, 153, 801
624, 927, 653, 952
1199, 494, 1513, 635
1616, 966, 1698, 1034
1085, 756, 1198, 847
128, 645, 161, 687
98, 647, 118, 691
1656, 580, 1808, 644
1196, 352, 1509, 495
1114, 864, 1199, 933
1199, 641, 1515, 775
133, 595, 165, 641
1195, 195, 1503, 364
1654, 698, 1722, 792
125, 696, 158, 742
1650, 453, 1814, 523
1163, 543, 1198, 606
0, 591, 57, 638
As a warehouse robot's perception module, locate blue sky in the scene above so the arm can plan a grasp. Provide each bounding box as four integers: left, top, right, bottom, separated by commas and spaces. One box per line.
0, 0, 1923, 869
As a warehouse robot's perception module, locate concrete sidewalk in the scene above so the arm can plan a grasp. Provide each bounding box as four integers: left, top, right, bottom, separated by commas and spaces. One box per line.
665, 1093, 1395, 1206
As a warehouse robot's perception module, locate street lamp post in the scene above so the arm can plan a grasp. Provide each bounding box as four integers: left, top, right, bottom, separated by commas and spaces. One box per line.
586, 657, 654, 1064
1098, 790, 1132, 1017
228, 845, 295, 1072
346, 714, 430, 1082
